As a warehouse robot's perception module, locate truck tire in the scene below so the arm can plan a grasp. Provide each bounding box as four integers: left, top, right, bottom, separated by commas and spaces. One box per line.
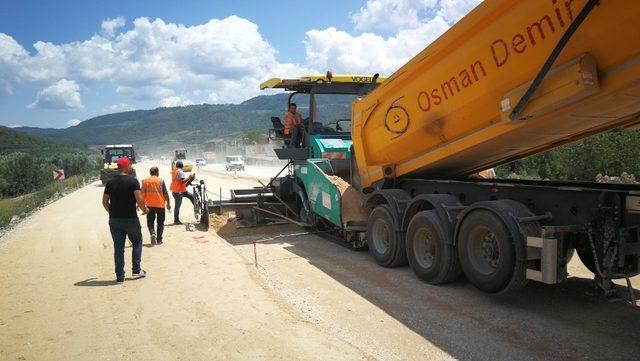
406, 211, 461, 284
367, 205, 406, 267
457, 210, 517, 293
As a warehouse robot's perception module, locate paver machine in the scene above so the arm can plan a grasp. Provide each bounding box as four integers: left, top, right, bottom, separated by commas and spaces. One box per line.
209, 73, 386, 247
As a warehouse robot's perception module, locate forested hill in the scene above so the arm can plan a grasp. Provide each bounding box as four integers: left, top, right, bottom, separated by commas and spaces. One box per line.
0, 126, 90, 156
14, 93, 355, 152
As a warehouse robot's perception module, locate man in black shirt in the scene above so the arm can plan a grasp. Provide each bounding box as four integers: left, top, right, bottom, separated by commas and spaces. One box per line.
102, 157, 148, 283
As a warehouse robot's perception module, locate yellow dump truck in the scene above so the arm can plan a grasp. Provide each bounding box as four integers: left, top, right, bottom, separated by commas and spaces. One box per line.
171, 148, 193, 172
212, 0, 640, 299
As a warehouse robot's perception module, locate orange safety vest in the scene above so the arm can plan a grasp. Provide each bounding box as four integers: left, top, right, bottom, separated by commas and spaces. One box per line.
141, 176, 166, 208
170, 168, 187, 193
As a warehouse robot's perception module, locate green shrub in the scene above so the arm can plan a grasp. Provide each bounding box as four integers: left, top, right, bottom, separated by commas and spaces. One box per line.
0, 152, 100, 197
496, 129, 640, 181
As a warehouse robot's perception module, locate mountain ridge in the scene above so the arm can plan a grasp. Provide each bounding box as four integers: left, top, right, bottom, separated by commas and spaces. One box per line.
13, 93, 355, 154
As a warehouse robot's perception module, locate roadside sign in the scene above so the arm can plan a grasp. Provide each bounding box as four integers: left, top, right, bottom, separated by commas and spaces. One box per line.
53, 168, 65, 181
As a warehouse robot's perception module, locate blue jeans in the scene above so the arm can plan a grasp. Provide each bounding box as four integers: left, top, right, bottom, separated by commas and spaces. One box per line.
108, 218, 142, 279
172, 191, 193, 223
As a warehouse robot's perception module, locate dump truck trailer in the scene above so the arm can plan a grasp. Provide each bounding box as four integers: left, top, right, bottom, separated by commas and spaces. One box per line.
352, 0, 640, 185
211, 0, 640, 299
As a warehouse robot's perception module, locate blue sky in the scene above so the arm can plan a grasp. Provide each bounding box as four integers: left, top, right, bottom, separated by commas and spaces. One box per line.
0, 0, 480, 128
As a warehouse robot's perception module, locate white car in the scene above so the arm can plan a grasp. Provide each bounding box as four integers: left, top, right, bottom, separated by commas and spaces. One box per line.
225, 155, 245, 171
195, 158, 206, 167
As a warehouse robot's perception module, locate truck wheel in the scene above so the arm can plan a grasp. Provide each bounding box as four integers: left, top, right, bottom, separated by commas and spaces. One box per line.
406, 211, 461, 284
367, 205, 406, 267
457, 210, 516, 293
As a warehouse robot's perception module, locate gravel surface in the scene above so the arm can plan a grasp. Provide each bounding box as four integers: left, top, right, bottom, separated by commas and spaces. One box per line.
2, 161, 638, 361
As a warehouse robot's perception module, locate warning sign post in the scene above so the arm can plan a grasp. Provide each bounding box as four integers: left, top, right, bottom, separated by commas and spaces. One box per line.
53, 168, 65, 194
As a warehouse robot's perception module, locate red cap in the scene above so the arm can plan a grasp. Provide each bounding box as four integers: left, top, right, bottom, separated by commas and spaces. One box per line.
117, 157, 131, 168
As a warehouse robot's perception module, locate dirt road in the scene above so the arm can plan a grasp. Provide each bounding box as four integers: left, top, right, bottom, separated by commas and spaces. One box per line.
0, 163, 365, 361
1, 162, 639, 360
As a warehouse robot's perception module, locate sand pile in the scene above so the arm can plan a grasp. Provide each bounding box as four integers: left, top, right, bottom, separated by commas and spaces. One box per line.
209, 213, 232, 232
208, 212, 300, 237
327, 176, 368, 224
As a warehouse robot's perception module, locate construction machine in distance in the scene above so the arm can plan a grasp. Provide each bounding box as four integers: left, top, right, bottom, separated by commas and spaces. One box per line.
100, 144, 137, 185
172, 148, 193, 172
210, 0, 640, 300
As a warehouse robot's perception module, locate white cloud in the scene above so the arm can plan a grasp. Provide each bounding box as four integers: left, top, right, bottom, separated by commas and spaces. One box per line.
116, 85, 174, 101
352, 0, 480, 31
307, 0, 480, 75
104, 103, 134, 113
0, 78, 12, 95
159, 95, 193, 108
66, 118, 81, 126
0, 15, 307, 106
0, 3, 481, 109
352, 0, 438, 32
101, 17, 126, 37
7, 124, 22, 128
305, 17, 449, 75
437, 0, 483, 23
27, 79, 83, 110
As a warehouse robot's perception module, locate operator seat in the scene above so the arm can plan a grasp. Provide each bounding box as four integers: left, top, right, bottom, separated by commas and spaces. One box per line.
271, 117, 285, 137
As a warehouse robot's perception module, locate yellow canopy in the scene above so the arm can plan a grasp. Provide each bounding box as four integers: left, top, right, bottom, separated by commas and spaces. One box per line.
260, 74, 387, 91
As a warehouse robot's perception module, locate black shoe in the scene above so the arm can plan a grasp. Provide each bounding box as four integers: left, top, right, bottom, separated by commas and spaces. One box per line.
116, 277, 124, 284
173, 221, 183, 225
156, 240, 163, 245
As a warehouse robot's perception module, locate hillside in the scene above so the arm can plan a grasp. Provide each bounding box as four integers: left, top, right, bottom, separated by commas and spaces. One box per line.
15, 93, 355, 154
0, 126, 91, 156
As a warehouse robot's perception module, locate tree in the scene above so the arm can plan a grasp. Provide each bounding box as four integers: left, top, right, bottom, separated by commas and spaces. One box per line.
243, 130, 263, 145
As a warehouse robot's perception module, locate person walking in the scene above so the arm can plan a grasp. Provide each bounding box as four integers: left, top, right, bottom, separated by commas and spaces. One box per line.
102, 157, 148, 283
170, 160, 194, 225
141, 166, 171, 245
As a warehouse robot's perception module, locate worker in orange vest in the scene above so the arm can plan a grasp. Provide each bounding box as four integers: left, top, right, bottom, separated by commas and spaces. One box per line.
141, 166, 171, 245
283, 102, 303, 148
170, 161, 194, 225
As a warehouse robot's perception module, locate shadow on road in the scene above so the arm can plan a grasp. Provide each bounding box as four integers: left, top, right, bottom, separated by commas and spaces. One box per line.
74, 278, 118, 287
220, 229, 640, 360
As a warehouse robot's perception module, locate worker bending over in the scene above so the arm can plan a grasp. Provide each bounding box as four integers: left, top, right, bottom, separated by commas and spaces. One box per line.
284, 103, 303, 148
170, 160, 194, 225
141, 166, 171, 245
